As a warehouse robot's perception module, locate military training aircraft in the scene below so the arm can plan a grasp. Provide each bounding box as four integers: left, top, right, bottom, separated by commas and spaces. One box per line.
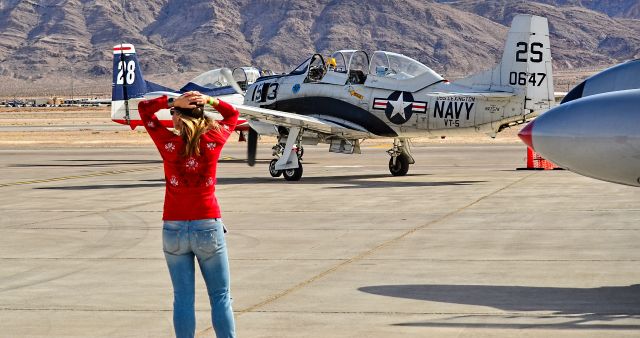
110, 43, 259, 131
231, 14, 556, 181
519, 59, 640, 187
112, 14, 555, 181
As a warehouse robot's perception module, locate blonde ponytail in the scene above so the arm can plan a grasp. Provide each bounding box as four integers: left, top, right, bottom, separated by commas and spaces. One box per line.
175, 109, 220, 157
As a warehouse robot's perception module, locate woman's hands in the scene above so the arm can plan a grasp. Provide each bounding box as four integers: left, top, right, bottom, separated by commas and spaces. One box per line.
172, 91, 202, 109
172, 91, 219, 108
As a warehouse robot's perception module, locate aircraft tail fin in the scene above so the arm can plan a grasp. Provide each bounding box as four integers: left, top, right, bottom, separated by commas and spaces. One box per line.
111, 44, 147, 126
454, 15, 555, 113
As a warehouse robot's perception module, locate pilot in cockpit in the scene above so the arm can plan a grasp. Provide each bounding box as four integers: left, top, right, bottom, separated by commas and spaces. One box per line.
327, 57, 337, 72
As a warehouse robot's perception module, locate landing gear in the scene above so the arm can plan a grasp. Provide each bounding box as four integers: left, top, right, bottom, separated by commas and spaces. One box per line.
389, 153, 410, 176
283, 163, 303, 181
387, 138, 415, 176
269, 127, 304, 181
269, 159, 282, 177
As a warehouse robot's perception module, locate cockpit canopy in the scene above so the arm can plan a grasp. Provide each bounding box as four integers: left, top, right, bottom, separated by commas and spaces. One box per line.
189, 69, 230, 88
233, 67, 261, 90
189, 67, 261, 90
369, 51, 436, 80
290, 50, 444, 91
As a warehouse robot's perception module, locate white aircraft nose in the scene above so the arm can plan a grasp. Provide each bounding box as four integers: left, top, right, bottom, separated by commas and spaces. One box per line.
520, 89, 640, 187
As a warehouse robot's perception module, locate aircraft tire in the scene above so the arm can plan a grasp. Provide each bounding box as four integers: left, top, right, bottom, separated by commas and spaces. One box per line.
389, 154, 410, 176
269, 159, 282, 177
283, 163, 303, 181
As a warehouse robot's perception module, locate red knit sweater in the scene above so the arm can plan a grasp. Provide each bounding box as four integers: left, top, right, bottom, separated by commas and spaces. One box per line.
138, 96, 239, 220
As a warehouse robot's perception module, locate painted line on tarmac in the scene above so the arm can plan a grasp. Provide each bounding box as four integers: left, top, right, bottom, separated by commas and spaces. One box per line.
323, 165, 364, 168
0, 166, 160, 188
197, 172, 537, 336
0, 157, 237, 188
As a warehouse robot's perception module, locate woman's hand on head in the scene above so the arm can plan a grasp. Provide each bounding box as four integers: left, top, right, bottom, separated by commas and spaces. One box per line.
173, 92, 219, 108
193, 94, 219, 107
173, 91, 202, 109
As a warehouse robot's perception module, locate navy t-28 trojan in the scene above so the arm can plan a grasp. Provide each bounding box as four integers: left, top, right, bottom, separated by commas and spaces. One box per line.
233, 14, 555, 181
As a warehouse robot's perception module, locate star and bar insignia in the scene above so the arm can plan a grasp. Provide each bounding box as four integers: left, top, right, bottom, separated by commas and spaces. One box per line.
372, 91, 427, 125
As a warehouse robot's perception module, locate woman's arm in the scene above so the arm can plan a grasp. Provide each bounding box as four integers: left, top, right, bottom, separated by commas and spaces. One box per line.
213, 99, 240, 130
200, 96, 239, 132
138, 96, 175, 143
138, 95, 168, 121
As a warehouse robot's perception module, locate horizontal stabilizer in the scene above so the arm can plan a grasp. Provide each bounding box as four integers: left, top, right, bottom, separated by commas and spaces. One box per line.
145, 80, 175, 93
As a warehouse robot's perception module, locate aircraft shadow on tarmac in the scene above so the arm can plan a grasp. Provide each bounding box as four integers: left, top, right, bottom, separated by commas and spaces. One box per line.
359, 284, 640, 330
217, 174, 484, 189
219, 159, 277, 164
35, 179, 165, 190
35, 174, 484, 190
35, 182, 166, 190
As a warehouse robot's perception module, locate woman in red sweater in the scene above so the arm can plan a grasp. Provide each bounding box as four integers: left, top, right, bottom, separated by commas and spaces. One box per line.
138, 91, 238, 338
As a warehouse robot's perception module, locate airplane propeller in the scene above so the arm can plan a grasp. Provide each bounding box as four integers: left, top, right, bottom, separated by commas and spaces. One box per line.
219, 67, 258, 166
247, 128, 258, 166
220, 67, 244, 97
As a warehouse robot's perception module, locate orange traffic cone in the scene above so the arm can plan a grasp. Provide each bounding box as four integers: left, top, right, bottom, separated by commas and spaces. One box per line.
518, 147, 563, 170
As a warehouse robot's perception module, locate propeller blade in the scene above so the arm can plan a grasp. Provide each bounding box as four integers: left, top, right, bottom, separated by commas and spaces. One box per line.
247, 127, 258, 167
220, 68, 244, 96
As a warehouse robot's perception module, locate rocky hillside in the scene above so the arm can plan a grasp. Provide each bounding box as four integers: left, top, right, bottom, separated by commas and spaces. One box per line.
0, 0, 638, 95
437, 1, 640, 69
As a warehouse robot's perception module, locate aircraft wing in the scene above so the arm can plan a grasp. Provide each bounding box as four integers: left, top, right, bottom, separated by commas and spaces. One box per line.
231, 103, 372, 139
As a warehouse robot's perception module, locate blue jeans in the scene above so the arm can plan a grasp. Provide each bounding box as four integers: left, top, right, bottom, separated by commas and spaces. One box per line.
163, 218, 235, 338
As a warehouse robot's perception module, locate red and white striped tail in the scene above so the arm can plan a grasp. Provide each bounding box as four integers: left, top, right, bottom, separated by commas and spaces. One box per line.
113, 44, 136, 54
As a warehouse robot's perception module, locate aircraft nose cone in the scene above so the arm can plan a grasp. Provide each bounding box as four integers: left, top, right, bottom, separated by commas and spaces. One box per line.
518, 121, 535, 150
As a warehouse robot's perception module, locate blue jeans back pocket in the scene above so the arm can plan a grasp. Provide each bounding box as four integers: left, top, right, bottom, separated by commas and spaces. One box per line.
163, 228, 181, 254
194, 228, 220, 254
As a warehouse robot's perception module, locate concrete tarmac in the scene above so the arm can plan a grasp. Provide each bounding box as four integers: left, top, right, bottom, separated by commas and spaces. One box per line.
0, 143, 639, 337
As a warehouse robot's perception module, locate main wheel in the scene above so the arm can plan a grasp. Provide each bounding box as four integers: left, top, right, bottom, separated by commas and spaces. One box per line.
389, 153, 410, 176
269, 159, 282, 177
283, 163, 303, 181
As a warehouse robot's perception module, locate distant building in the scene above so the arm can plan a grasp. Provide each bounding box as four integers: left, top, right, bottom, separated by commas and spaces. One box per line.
34, 98, 49, 106
49, 97, 64, 105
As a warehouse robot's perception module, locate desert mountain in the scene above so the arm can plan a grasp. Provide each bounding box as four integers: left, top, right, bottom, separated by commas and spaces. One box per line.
0, 0, 638, 95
